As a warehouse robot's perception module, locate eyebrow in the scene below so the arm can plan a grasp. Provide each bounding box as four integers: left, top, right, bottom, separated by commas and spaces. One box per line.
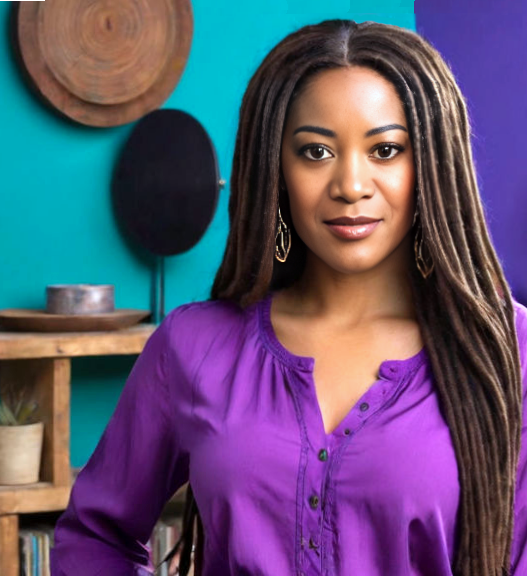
292, 124, 408, 138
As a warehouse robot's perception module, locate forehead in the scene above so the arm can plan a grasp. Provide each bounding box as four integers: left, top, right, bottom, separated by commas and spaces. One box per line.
286, 66, 407, 129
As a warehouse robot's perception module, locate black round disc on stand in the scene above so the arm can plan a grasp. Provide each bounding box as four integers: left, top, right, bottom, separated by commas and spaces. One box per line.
112, 108, 222, 322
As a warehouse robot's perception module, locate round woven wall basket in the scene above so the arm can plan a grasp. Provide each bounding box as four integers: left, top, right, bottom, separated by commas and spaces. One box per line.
13, 0, 193, 127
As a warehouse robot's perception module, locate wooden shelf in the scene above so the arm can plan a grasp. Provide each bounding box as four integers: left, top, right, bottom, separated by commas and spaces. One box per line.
0, 324, 158, 576
0, 323, 157, 360
0, 483, 71, 515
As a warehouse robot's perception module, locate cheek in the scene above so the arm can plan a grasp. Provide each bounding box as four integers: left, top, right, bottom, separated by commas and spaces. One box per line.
286, 186, 319, 232
391, 188, 415, 215
382, 191, 415, 239
281, 163, 320, 226
385, 163, 416, 219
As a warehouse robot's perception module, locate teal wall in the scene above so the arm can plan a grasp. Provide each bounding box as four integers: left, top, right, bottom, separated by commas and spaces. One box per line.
0, 1, 415, 467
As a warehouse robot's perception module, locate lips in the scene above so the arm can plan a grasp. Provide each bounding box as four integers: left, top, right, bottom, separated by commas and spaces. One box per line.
324, 216, 381, 225
324, 216, 382, 240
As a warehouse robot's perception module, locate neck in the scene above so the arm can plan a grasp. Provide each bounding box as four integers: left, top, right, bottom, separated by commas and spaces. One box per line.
287, 235, 417, 326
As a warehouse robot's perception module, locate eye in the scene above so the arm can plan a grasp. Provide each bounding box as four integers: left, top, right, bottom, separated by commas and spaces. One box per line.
371, 143, 405, 161
298, 145, 333, 161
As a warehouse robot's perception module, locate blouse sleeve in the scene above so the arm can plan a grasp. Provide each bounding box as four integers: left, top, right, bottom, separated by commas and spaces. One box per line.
50, 305, 192, 576
512, 300, 527, 574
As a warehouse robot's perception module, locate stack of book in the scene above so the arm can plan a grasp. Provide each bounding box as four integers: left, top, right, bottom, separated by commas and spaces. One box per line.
18, 524, 54, 576
18, 513, 189, 576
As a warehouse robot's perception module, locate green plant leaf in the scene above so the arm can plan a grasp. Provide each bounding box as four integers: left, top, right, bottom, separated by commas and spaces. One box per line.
0, 401, 18, 426
17, 401, 39, 425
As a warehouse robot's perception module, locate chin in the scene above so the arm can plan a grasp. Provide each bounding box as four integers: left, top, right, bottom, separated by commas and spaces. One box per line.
317, 250, 400, 275
318, 254, 383, 275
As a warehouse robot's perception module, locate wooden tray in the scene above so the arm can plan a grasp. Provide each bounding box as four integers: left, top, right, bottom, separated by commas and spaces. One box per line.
0, 309, 151, 332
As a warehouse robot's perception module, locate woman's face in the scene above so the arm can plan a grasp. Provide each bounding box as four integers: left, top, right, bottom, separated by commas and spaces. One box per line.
280, 65, 416, 277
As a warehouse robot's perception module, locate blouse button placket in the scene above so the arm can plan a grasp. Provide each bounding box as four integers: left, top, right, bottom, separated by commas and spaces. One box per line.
297, 357, 406, 574
302, 443, 332, 572
297, 448, 321, 572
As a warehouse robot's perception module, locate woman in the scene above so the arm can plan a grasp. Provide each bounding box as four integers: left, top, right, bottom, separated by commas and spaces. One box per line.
51, 19, 527, 576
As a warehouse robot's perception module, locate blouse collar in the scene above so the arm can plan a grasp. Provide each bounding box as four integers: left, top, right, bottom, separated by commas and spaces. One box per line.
257, 290, 429, 379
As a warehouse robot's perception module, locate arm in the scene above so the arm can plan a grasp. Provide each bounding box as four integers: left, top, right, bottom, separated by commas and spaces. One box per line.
50, 306, 192, 576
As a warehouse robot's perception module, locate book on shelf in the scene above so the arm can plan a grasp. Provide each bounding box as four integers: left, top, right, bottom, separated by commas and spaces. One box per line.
18, 523, 54, 576
17, 510, 187, 575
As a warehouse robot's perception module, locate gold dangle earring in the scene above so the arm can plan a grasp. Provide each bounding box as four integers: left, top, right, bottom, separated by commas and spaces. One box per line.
275, 205, 291, 262
413, 204, 434, 279
275, 180, 291, 263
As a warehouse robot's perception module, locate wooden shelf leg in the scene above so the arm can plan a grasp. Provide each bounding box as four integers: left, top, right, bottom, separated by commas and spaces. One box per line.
35, 358, 71, 486
0, 514, 19, 576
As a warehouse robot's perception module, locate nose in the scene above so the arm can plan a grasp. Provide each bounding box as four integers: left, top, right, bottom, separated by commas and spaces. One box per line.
329, 151, 375, 203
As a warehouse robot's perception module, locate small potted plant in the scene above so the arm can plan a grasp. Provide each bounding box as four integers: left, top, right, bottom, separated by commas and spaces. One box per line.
0, 381, 43, 485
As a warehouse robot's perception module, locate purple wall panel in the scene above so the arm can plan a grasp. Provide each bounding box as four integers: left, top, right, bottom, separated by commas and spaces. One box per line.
415, 3, 527, 303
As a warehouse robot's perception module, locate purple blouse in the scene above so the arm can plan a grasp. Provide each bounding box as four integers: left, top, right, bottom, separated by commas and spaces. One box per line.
51, 291, 527, 575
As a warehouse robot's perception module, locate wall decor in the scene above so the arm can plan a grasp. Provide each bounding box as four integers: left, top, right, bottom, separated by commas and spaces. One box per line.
13, 0, 193, 127
112, 108, 222, 321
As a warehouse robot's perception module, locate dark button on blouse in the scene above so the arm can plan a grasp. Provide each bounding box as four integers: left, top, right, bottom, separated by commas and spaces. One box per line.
309, 494, 319, 509
344, 428, 351, 435
318, 448, 328, 461
360, 402, 370, 412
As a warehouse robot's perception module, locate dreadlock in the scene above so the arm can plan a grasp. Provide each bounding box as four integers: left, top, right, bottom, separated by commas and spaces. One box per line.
159, 19, 523, 576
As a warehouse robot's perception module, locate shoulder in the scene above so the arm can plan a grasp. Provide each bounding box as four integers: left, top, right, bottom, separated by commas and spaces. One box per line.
513, 298, 527, 346
164, 297, 250, 334
513, 298, 527, 368
512, 299, 527, 400
160, 297, 259, 360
